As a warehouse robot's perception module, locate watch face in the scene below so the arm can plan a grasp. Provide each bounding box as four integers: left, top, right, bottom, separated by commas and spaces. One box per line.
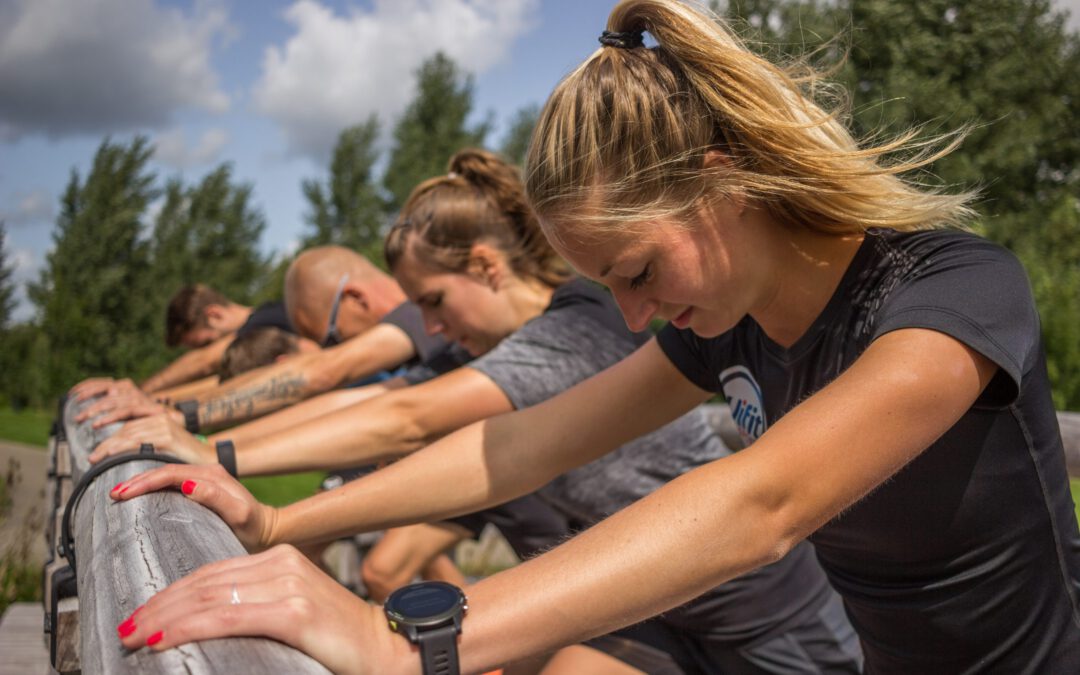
385, 581, 466, 627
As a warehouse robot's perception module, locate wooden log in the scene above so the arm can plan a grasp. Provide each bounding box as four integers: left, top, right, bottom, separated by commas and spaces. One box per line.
62, 397, 332, 674
702, 404, 1080, 478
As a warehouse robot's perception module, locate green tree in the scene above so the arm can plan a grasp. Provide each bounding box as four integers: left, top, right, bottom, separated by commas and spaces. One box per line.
151, 167, 270, 297
29, 137, 160, 395
500, 104, 540, 167
302, 118, 385, 256
0, 223, 15, 330
383, 53, 490, 211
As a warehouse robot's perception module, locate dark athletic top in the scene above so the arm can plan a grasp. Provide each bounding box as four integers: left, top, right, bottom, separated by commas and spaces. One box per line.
468, 278, 840, 643
658, 228, 1080, 673
236, 301, 294, 337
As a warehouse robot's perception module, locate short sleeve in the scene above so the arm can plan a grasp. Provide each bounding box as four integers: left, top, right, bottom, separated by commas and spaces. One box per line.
872, 236, 1039, 406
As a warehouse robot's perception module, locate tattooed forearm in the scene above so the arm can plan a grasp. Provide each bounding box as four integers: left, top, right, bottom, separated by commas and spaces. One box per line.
198, 374, 307, 429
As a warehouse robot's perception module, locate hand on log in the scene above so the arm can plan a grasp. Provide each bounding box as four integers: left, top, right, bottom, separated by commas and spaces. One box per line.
89, 413, 212, 464
72, 378, 182, 428
111, 462, 276, 551
115, 545, 402, 675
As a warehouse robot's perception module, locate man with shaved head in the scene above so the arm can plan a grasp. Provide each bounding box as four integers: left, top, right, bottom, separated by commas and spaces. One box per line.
73, 246, 467, 432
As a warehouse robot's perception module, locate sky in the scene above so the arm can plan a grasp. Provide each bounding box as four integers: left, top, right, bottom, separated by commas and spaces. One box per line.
1, 0, 1079, 323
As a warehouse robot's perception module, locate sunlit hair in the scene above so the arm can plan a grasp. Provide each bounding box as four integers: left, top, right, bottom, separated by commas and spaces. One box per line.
385, 148, 571, 287
525, 0, 977, 239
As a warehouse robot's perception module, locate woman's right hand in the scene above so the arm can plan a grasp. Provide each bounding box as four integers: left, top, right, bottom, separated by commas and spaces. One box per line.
111, 464, 278, 552
115, 545, 412, 675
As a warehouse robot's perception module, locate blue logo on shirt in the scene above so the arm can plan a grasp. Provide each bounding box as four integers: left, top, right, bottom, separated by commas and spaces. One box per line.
720, 366, 767, 447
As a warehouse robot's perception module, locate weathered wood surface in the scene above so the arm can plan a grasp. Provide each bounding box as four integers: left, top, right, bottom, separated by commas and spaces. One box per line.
62, 397, 331, 674
0, 603, 57, 675
702, 404, 1080, 478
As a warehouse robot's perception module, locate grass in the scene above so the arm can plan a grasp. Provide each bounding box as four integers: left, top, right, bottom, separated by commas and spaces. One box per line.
0, 407, 52, 447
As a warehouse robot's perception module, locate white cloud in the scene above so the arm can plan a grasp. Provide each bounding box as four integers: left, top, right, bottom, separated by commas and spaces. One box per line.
0, 0, 232, 140
253, 0, 539, 160
154, 127, 230, 169
8, 247, 40, 323
0, 189, 55, 226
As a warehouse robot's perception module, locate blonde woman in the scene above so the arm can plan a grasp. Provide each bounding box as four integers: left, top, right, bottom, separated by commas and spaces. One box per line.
107, 1, 1079, 673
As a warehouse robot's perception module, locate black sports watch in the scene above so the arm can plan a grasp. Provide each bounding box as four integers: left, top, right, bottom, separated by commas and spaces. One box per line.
384, 581, 467, 675
174, 399, 200, 433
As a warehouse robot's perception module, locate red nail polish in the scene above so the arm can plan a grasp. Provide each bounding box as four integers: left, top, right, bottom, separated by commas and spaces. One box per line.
112, 482, 125, 494
146, 631, 163, 646
118, 618, 136, 637
181, 480, 197, 495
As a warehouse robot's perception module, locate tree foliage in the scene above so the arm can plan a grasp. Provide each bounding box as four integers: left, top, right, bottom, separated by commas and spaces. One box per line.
301, 117, 385, 253
0, 223, 15, 330
383, 53, 490, 211
500, 104, 540, 168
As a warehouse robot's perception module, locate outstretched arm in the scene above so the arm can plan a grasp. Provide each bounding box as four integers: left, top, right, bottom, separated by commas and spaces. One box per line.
114, 329, 995, 673
140, 335, 233, 393
193, 322, 417, 429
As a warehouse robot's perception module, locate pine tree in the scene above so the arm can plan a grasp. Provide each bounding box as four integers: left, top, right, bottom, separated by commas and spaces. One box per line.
301, 118, 385, 257
500, 104, 540, 168
29, 137, 160, 394
383, 53, 490, 212
0, 222, 15, 330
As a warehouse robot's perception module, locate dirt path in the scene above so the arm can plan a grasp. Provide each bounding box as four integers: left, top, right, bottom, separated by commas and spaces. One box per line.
0, 440, 48, 565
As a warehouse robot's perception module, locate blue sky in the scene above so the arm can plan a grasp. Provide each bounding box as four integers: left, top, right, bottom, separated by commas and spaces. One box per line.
2, 0, 1078, 322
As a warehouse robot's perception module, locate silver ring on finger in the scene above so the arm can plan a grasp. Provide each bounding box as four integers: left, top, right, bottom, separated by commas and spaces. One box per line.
230, 582, 241, 605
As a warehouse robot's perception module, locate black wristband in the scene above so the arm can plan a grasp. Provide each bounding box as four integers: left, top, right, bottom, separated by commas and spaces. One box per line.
215, 440, 237, 477
419, 624, 460, 675
175, 399, 200, 433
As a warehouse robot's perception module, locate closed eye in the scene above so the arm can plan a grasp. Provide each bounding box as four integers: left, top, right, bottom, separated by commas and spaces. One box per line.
629, 263, 652, 290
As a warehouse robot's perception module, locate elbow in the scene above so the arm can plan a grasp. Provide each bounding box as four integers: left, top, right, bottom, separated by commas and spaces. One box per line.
361, 555, 415, 603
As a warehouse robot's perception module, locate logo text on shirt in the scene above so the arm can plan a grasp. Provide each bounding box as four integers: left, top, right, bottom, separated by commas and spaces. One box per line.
720, 365, 767, 447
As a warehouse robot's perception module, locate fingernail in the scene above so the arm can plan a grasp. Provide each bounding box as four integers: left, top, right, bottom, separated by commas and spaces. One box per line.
117, 618, 136, 637
181, 480, 197, 495
146, 631, 163, 646
112, 482, 125, 494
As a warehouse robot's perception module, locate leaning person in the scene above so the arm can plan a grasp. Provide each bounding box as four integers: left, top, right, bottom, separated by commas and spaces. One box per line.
109, 148, 860, 673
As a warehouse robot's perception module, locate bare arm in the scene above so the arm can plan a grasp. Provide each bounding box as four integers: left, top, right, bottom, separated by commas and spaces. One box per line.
153, 376, 220, 403
211, 381, 404, 446
229, 367, 513, 476
140, 335, 233, 393
194, 323, 417, 429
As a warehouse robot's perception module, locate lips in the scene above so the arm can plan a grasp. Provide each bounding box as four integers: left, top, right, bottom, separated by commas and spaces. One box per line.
671, 307, 693, 329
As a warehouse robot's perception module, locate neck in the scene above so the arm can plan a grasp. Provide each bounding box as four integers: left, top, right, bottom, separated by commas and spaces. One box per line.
504, 275, 556, 328
749, 220, 864, 348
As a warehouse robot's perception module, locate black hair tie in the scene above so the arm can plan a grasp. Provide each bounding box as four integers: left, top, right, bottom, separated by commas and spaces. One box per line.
599, 30, 644, 49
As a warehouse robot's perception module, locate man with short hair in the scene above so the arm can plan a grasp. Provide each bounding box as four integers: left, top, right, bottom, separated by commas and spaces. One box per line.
140, 285, 296, 393
73, 246, 468, 432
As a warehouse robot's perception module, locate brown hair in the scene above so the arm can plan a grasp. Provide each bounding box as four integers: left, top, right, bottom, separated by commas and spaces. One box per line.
384, 148, 571, 287
218, 327, 299, 381
525, 0, 976, 239
165, 284, 230, 347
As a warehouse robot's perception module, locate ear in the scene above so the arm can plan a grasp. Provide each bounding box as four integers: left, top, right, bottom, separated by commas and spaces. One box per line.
342, 284, 369, 311
467, 243, 503, 290
701, 149, 745, 214
203, 304, 226, 326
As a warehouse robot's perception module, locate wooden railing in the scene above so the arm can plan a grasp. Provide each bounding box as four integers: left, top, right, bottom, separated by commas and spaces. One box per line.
42, 397, 330, 674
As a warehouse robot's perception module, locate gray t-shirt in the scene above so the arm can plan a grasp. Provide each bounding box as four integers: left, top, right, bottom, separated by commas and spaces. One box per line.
469, 279, 727, 523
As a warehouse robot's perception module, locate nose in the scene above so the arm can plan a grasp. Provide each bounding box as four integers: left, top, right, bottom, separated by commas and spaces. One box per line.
422, 311, 446, 337
613, 289, 658, 333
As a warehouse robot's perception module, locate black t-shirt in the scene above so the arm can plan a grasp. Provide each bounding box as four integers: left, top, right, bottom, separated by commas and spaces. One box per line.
658, 228, 1080, 672
236, 301, 295, 337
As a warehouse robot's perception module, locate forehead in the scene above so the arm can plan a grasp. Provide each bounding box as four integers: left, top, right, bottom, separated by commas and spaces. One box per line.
391, 246, 459, 299
543, 218, 657, 280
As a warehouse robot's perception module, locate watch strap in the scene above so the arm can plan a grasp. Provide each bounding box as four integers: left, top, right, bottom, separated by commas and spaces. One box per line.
215, 440, 238, 477
175, 400, 200, 433
417, 623, 460, 675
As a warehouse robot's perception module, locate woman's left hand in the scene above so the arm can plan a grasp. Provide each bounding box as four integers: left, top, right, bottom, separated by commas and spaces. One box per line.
88, 413, 213, 465
116, 545, 411, 675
